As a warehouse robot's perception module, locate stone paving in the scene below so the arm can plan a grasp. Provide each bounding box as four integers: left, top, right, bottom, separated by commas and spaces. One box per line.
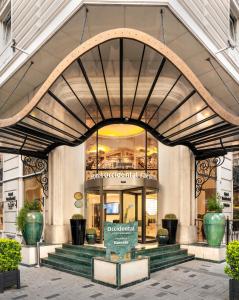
0, 260, 229, 300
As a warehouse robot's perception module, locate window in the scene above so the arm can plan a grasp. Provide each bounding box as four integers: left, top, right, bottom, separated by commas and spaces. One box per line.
85, 124, 158, 180
0, 2, 11, 47
0, 155, 3, 230
230, 12, 237, 41
23, 157, 43, 205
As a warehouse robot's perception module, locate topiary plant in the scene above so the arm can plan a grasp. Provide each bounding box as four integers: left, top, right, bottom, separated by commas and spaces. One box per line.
207, 194, 223, 213
71, 214, 83, 220
86, 228, 96, 235
0, 238, 22, 272
164, 214, 177, 220
225, 241, 239, 281
157, 228, 168, 236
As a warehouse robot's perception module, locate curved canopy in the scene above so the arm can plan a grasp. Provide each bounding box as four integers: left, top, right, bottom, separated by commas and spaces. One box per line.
0, 28, 239, 159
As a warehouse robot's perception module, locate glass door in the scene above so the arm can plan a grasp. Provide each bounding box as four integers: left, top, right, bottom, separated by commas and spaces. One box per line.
122, 188, 142, 242
104, 192, 121, 223
145, 190, 158, 242
86, 192, 101, 242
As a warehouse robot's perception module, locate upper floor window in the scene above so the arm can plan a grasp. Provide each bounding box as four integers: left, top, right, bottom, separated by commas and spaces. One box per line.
230, 12, 237, 42
2, 9, 11, 42
0, 1, 11, 47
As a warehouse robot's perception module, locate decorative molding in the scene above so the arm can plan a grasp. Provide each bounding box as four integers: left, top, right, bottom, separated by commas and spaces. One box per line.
195, 156, 225, 198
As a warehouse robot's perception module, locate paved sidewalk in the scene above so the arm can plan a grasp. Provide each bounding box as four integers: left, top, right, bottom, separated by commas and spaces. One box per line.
0, 260, 229, 300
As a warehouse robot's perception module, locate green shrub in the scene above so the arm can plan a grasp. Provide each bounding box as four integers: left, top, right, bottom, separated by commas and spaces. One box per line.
164, 214, 177, 220
86, 228, 96, 235
0, 238, 22, 272
16, 207, 29, 233
71, 214, 83, 220
16, 199, 41, 232
157, 228, 168, 236
24, 199, 41, 211
207, 194, 223, 213
225, 241, 239, 280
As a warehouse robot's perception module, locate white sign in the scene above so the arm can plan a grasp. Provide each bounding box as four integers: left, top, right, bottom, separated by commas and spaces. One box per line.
91, 171, 156, 180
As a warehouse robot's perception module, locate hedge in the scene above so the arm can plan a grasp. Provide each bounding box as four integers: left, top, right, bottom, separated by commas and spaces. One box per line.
0, 238, 22, 272
225, 240, 239, 281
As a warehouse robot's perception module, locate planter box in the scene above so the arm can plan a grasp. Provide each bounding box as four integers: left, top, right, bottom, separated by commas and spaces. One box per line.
0, 269, 20, 293
92, 257, 150, 289
230, 279, 239, 300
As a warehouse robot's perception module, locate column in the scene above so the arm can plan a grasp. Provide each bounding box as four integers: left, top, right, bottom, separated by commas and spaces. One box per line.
158, 143, 197, 244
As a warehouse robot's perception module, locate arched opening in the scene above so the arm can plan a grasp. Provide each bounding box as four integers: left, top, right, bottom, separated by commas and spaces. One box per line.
85, 123, 159, 243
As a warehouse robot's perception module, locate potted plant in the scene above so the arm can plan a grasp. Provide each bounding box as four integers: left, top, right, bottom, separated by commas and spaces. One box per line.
86, 228, 97, 244
70, 214, 86, 245
0, 238, 21, 293
157, 228, 169, 245
16, 200, 43, 245
225, 241, 239, 299
162, 214, 178, 244
203, 194, 225, 247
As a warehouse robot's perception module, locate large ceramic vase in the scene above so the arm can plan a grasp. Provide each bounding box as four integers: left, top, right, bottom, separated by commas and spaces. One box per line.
162, 219, 178, 244
70, 219, 86, 245
203, 212, 225, 247
22, 211, 43, 245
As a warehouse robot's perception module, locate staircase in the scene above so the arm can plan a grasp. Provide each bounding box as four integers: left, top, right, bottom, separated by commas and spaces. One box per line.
41, 244, 194, 278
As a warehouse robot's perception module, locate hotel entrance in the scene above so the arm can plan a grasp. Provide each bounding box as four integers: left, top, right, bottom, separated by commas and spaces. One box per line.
85, 177, 158, 244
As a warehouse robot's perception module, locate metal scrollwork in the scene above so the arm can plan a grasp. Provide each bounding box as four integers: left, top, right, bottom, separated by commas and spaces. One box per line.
195, 156, 225, 198
21, 155, 48, 198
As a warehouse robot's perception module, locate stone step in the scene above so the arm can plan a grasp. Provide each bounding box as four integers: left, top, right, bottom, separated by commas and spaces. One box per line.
62, 244, 106, 255
144, 249, 188, 261
56, 247, 105, 259
48, 252, 91, 266
41, 257, 91, 278
41, 260, 91, 279
150, 254, 195, 272
42, 244, 194, 279
136, 244, 180, 255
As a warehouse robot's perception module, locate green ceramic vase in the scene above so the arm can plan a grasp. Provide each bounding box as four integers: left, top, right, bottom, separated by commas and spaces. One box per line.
22, 211, 43, 245
203, 212, 225, 247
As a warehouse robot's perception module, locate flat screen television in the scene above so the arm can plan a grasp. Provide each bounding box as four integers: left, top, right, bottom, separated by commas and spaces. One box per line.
105, 202, 119, 215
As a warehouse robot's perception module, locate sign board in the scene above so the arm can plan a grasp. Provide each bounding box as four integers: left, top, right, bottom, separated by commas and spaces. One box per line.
91, 172, 156, 180
104, 221, 138, 260
5, 192, 17, 210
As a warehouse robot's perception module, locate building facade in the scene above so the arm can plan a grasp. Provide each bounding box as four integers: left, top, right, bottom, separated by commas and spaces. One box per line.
0, 0, 238, 246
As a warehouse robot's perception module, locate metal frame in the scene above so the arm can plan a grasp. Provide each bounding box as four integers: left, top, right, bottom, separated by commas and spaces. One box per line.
0, 28, 238, 160
85, 178, 158, 244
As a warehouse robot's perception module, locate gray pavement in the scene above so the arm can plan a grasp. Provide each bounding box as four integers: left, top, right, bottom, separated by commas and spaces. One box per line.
0, 260, 229, 300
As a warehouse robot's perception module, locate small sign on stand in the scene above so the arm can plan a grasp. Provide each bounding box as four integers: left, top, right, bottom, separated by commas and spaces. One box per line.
104, 221, 138, 261
92, 221, 150, 288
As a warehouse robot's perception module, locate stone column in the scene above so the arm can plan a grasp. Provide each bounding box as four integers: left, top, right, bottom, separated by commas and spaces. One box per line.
45, 144, 85, 244
158, 143, 197, 244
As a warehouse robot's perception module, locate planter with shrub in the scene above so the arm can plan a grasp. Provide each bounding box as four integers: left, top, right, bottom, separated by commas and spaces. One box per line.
70, 214, 86, 245
0, 238, 21, 293
203, 194, 225, 247
162, 214, 178, 244
157, 228, 169, 245
225, 241, 239, 300
16, 200, 43, 246
86, 228, 97, 244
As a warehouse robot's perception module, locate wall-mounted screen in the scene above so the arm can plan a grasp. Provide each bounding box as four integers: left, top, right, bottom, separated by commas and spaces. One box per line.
105, 202, 119, 215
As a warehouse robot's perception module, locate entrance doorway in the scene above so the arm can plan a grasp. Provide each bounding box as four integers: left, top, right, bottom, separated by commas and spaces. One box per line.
85, 178, 158, 243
